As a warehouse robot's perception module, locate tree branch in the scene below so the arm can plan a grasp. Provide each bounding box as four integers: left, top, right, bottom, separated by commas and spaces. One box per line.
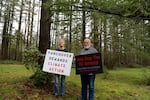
74, 5, 150, 20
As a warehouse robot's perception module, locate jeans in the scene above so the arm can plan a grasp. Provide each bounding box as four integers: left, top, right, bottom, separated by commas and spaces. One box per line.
54, 74, 65, 96
81, 74, 95, 100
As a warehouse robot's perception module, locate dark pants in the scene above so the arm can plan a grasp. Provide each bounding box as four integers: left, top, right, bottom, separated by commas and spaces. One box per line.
80, 74, 95, 100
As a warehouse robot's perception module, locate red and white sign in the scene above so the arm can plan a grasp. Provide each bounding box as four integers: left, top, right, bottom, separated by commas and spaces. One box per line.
42, 49, 73, 76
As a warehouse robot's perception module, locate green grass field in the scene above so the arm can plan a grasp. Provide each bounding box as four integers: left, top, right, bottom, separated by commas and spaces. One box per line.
0, 64, 150, 100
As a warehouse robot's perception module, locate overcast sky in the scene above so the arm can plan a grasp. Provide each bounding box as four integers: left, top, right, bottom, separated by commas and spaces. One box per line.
0, 0, 41, 44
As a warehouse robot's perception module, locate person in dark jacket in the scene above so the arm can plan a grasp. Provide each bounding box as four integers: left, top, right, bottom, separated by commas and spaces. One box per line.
54, 39, 68, 96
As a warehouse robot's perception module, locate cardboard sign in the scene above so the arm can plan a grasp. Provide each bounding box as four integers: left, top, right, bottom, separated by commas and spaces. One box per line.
42, 49, 73, 76
75, 53, 103, 74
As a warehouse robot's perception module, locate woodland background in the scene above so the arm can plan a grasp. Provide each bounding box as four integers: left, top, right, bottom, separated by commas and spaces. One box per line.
0, 0, 150, 99
0, 0, 150, 68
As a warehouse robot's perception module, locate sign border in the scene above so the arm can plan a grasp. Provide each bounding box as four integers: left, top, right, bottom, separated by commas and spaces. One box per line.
75, 53, 103, 74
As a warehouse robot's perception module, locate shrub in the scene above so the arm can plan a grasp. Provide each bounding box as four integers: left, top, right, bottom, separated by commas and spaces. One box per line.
23, 47, 43, 71
23, 47, 53, 87
140, 68, 150, 86
32, 68, 53, 87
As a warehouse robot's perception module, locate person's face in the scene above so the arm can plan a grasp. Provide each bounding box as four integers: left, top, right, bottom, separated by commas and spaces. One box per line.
59, 40, 64, 47
84, 39, 91, 49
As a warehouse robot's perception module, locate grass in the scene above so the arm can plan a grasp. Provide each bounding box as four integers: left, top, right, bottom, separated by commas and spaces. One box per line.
0, 64, 33, 99
95, 67, 150, 100
0, 64, 150, 100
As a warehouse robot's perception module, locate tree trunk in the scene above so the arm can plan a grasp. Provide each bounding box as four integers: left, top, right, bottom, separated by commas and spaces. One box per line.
38, 0, 52, 69
15, 0, 24, 60
8, 0, 15, 60
39, 0, 51, 53
0, 0, 3, 22
82, 0, 86, 42
1, 16, 9, 60
30, 0, 36, 46
93, 13, 99, 51
27, 0, 31, 48
69, 5, 72, 51
103, 18, 107, 66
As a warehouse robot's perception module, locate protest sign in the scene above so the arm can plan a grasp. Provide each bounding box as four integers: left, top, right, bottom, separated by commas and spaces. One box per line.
42, 49, 73, 76
75, 53, 103, 74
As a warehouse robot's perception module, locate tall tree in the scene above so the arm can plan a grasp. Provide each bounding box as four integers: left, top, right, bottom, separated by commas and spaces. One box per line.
8, 0, 17, 59
26, 0, 31, 48
69, 3, 72, 51
1, 16, 9, 59
30, 0, 36, 46
39, 0, 51, 53
82, 0, 86, 42
1, 2, 11, 60
0, 0, 3, 21
92, 12, 99, 51
15, 0, 24, 60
